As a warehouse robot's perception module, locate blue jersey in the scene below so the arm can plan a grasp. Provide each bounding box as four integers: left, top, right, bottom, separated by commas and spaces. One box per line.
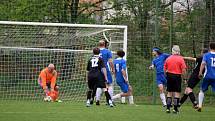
114, 58, 127, 83
99, 48, 112, 68
152, 53, 170, 74
203, 52, 215, 79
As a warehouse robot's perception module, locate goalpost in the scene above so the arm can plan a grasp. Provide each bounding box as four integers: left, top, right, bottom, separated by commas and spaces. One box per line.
0, 21, 127, 102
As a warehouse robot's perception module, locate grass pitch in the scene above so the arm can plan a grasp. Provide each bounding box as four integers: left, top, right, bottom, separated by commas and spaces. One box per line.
0, 101, 215, 121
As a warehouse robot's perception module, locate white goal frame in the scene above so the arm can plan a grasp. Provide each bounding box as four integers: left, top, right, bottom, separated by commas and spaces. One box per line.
0, 21, 128, 59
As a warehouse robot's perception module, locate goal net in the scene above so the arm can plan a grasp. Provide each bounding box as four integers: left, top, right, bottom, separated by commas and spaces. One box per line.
0, 21, 127, 102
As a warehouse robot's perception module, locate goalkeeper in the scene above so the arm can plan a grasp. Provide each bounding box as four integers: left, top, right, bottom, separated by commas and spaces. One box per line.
38, 64, 60, 102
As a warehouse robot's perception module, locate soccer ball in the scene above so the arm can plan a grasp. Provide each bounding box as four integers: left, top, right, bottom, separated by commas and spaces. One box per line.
47, 90, 59, 102
44, 96, 52, 102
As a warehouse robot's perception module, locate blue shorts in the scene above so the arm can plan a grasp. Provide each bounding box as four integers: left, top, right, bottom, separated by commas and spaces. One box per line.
201, 78, 215, 92
156, 73, 167, 86
116, 82, 129, 93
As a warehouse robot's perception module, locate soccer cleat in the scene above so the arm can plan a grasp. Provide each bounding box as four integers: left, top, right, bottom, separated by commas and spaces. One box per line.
86, 103, 91, 107
197, 107, 202, 112
108, 100, 114, 107
96, 101, 100, 106
86, 100, 91, 107
172, 109, 179, 114
112, 102, 116, 106
166, 109, 171, 113
57, 100, 63, 103
109, 103, 114, 107
193, 104, 198, 109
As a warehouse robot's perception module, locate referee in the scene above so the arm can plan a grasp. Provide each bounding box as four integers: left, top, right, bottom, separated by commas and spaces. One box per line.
164, 45, 187, 114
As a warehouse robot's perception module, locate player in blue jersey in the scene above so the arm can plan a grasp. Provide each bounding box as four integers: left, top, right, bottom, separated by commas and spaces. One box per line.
95, 40, 115, 105
197, 42, 215, 112
149, 47, 170, 107
112, 50, 134, 104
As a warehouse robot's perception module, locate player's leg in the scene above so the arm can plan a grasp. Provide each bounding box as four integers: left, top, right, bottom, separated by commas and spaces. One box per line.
128, 85, 134, 104
173, 92, 180, 113
113, 83, 131, 103
103, 88, 114, 107
38, 78, 48, 101
198, 78, 209, 111
166, 92, 173, 113
121, 97, 126, 104
187, 87, 198, 108
166, 73, 173, 113
95, 87, 102, 105
107, 71, 114, 100
86, 76, 94, 107
158, 84, 166, 106
157, 73, 167, 106
182, 73, 200, 108
172, 74, 181, 114
179, 88, 188, 107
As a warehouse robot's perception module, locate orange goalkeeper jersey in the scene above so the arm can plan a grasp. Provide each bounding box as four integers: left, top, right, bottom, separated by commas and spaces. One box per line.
39, 68, 57, 90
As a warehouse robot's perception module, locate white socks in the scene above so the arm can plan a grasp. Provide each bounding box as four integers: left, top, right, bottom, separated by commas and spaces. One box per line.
128, 96, 134, 104
96, 88, 102, 101
108, 86, 114, 100
121, 97, 126, 103
198, 91, 204, 108
160, 93, 167, 106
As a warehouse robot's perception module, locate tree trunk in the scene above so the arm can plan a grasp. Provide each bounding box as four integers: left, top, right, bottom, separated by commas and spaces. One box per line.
204, 0, 215, 48
70, 0, 79, 23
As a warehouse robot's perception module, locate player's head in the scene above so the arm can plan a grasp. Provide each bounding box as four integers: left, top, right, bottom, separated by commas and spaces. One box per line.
201, 48, 209, 55
93, 47, 100, 55
152, 47, 162, 56
98, 39, 106, 48
209, 42, 215, 50
48, 64, 55, 73
172, 45, 180, 55
117, 50, 125, 58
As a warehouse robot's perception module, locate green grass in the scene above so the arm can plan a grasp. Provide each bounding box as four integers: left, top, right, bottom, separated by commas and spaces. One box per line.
0, 101, 215, 121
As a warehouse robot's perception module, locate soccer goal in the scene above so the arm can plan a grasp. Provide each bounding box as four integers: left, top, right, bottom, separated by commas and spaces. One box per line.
0, 21, 127, 102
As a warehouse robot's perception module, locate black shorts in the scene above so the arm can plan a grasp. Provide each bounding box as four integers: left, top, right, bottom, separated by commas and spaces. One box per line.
88, 71, 106, 89
187, 73, 200, 89
166, 73, 182, 92
46, 83, 57, 89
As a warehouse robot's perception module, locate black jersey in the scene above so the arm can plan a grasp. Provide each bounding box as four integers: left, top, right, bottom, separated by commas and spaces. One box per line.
87, 55, 105, 73
192, 56, 203, 74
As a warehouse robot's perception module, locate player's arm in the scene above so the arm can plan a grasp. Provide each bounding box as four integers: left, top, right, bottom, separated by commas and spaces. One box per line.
100, 58, 108, 82
40, 71, 47, 93
149, 63, 154, 70
183, 57, 196, 61
199, 61, 206, 78
181, 59, 187, 80
109, 59, 115, 74
50, 71, 57, 91
102, 67, 108, 82
163, 60, 167, 75
108, 51, 115, 74
86, 60, 91, 83
122, 69, 128, 84
122, 60, 128, 84
199, 55, 207, 78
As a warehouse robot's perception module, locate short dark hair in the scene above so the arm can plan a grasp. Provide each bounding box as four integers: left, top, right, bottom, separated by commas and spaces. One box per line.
93, 47, 100, 55
117, 50, 125, 57
152, 47, 162, 55
209, 42, 215, 50
202, 48, 209, 54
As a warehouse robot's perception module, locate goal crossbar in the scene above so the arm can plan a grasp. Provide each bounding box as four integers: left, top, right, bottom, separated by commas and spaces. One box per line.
0, 21, 127, 29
